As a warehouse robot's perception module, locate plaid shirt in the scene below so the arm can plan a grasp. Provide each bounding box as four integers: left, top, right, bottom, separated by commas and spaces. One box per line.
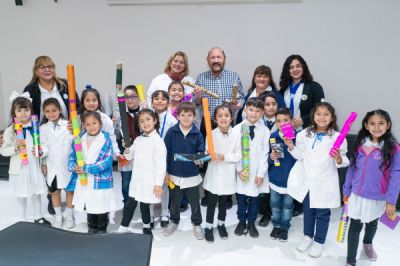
195, 69, 244, 115
66, 131, 114, 191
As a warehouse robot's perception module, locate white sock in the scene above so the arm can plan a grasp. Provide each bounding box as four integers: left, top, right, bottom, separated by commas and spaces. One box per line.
206, 222, 213, 229
65, 207, 74, 216
31, 194, 43, 220
143, 223, 151, 229
217, 220, 225, 226
16, 197, 27, 221
54, 207, 62, 217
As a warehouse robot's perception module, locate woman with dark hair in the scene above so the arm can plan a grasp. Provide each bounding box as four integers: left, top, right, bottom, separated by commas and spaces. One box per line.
237, 65, 284, 124
279, 55, 325, 217
23, 55, 81, 121
279, 55, 325, 129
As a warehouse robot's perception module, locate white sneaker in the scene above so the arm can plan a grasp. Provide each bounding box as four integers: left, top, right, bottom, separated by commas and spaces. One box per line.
64, 215, 75, 229
53, 216, 63, 228
164, 222, 178, 237
193, 225, 204, 240
309, 242, 325, 258
117, 225, 129, 233
296, 235, 313, 253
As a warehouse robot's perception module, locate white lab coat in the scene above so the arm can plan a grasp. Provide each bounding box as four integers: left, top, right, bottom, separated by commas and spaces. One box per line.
287, 129, 349, 208
125, 130, 167, 204
203, 127, 241, 195
40, 119, 74, 188
234, 119, 270, 197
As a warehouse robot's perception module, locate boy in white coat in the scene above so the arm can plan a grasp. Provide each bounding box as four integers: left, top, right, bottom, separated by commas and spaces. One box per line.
234, 97, 270, 238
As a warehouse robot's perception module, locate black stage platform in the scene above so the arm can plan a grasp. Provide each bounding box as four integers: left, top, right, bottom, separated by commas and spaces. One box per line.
0, 222, 152, 266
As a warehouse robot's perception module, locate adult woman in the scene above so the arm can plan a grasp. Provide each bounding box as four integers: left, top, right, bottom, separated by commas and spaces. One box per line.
236, 65, 284, 124
23, 55, 81, 121
23, 55, 80, 216
279, 54, 325, 217
146, 51, 195, 107
279, 54, 325, 129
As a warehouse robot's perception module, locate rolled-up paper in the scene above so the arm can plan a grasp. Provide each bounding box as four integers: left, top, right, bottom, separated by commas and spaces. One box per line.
202, 98, 215, 159
330, 112, 358, 156
241, 122, 250, 182
67, 64, 87, 186
136, 84, 146, 103
31, 115, 41, 158
14, 118, 29, 165
224, 83, 239, 104
337, 201, 349, 243
174, 153, 211, 162
115, 63, 131, 148
183, 81, 219, 99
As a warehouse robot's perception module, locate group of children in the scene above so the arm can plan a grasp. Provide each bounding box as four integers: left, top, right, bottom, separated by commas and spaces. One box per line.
0, 81, 399, 266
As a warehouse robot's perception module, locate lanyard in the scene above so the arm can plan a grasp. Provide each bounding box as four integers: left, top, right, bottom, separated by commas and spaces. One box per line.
289, 81, 302, 114
160, 113, 167, 138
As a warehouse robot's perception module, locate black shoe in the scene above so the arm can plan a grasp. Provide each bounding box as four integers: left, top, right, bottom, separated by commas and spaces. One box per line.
34, 217, 52, 226
217, 224, 228, 239
204, 228, 214, 243
226, 198, 233, 210
279, 228, 288, 242
270, 227, 280, 240
47, 194, 55, 215
247, 223, 259, 238
160, 219, 169, 228
258, 215, 270, 227
143, 228, 152, 235
88, 228, 98, 234
180, 203, 188, 212
234, 221, 247, 236
292, 209, 303, 217
97, 230, 107, 234
200, 196, 208, 207
150, 218, 155, 229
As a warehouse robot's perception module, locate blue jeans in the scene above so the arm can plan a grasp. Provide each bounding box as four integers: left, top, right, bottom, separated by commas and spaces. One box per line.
270, 189, 293, 230
121, 171, 132, 203
236, 193, 259, 223
303, 193, 331, 244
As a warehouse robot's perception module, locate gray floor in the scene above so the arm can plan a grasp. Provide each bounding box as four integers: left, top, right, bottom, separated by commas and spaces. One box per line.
0, 174, 399, 266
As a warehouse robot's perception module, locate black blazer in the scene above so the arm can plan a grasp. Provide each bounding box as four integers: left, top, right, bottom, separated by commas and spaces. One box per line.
281, 80, 325, 127
23, 79, 81, 119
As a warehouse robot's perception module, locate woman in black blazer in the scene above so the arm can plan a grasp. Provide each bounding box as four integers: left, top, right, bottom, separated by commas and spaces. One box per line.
23, 55, 81, 121
279, 55, 325, 128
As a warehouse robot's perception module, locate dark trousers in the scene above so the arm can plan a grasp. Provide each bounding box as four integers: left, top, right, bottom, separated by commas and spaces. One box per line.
303, 193, 331, 244
347, 218, 378, 264
206, 192, 227, 224
121, 196, 150, 227
120, 171, 132, 203
236, 193, 259, 223
259, 193, 272, 217
87, 213, 109, 231
169, 184, 202, 226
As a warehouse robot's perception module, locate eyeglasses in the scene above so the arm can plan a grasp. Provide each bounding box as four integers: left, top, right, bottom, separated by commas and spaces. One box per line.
38, 65, 55, 70
125, 95, 138, 100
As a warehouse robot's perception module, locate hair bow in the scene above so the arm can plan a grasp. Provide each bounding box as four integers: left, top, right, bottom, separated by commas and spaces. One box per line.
9, 91, 32, 103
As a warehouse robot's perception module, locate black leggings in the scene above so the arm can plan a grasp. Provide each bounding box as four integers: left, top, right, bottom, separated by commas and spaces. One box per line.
347, 218, 378, 264
121, 196, 150, 227
87, 213, 109, 231
206, 192, 227, 224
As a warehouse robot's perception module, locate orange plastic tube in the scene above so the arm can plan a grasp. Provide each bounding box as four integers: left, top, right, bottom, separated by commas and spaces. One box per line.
202, 98, 215, 159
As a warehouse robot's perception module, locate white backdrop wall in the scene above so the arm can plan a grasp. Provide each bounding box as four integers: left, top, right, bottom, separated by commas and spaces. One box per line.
0, 0, 399, 137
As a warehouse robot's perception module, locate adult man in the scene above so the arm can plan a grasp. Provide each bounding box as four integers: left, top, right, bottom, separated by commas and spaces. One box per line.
194, 47, 244, 208
194, 47, 244, 116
